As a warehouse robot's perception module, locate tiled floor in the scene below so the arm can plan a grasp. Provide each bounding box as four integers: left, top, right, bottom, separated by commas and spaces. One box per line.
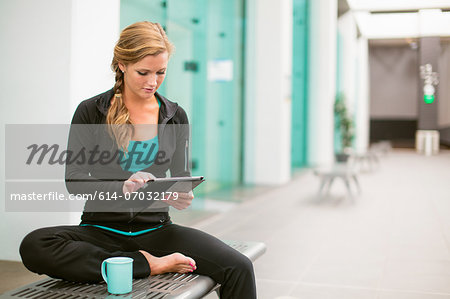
195, 149, 450, 298
2, 149, 449, 298
0, 260, 43, 294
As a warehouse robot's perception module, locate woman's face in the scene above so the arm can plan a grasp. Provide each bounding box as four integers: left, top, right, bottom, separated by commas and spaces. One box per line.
119, 52, 169, 100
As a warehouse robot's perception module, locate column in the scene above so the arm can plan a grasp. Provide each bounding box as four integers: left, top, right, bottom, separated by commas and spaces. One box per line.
355, 37, 370, 153
244, 0, 293, 184
416, 9, 441, 155
307, 0, 337, 166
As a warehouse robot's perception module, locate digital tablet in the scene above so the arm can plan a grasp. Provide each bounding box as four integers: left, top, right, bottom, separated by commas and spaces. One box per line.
142, 176, 205, 193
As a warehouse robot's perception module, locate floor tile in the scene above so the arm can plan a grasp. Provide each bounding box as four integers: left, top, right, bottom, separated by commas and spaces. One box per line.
290, 283, 378, 299
256, 279, 297, 299
378, 290, 450, 299
301, 257, 385, 288
380, 258, 450, 294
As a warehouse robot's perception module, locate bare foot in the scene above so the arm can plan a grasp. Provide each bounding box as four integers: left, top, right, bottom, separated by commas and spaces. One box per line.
139, 250, 196, 275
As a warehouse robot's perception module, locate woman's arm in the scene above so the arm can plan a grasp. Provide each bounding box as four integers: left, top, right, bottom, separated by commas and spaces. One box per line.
169, 107, 191, 177
165, 107, 194, 210
64, 100, 140, 212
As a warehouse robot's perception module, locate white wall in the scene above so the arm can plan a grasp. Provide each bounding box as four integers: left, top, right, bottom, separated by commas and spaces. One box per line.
70, 0, 119, 114
369, 45, 419, 119
308, 0, 337, 166
355, 38, 370, 153
338, 12, 370, 153
0, 0, 119, 261
338, 12, 358, 116
244, 0, 292, 185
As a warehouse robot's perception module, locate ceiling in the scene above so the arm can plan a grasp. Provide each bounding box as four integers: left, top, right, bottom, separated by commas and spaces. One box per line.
341, 0, 450, 39
347, 0, 450, 13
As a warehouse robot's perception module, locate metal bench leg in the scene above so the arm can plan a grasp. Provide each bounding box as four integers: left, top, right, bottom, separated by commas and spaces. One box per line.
343, 177, 354, 198
324, 177, 335, 195
372, 154, 380, 169
318, 177, 329, 196
352, 175, 361, 194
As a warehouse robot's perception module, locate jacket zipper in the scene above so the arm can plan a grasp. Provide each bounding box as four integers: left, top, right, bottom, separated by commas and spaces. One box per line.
185, 139, 189, 172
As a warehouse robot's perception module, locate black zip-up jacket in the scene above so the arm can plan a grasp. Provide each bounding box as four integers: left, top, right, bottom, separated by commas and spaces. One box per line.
65, 88, 190, 231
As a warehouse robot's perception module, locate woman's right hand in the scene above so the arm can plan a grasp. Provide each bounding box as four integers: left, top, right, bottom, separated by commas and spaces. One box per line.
122, 171, 156, 195
165, 191, 194, 210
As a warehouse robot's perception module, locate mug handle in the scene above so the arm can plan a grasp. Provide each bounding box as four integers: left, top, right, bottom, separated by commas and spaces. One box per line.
101, 260, 108, 284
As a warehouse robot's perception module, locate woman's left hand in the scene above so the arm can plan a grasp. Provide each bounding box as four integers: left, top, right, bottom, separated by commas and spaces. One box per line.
166, 191, 194, 210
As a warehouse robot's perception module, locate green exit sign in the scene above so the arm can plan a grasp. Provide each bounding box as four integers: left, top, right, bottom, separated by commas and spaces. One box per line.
424, 94, 434, 104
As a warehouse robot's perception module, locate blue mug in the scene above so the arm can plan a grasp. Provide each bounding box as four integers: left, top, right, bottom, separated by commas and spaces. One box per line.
101, 257, 133, 294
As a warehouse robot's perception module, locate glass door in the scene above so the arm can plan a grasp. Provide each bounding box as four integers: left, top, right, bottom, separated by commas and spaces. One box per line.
121, 0, 245, 194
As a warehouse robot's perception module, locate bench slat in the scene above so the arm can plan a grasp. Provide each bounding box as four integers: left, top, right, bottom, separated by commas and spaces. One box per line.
0, 240, 266, 299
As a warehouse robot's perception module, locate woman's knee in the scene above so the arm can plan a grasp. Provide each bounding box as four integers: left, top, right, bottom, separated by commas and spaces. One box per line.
235, 253, 254, 274
19, 227, 55, 273
219, 252, 256, 298
223, 250, 254, 278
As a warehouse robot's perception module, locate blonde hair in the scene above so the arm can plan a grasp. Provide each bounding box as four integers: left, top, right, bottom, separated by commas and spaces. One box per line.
107, 21, 174, 152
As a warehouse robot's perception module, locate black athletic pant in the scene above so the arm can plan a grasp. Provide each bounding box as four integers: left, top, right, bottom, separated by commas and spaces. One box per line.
20, 223, 256, 299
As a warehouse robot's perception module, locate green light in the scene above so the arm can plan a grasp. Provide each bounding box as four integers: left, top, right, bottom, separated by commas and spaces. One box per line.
424, 94, 434, 104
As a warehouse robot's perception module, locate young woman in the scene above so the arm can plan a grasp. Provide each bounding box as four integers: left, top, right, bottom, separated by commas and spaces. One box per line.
20, 21, 256, 298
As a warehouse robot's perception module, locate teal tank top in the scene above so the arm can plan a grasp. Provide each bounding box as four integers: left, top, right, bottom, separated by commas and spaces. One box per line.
119, 137, 159, 172
119, 98, 161, 172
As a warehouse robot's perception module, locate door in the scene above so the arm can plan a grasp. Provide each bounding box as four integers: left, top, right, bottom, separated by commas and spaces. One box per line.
121, 0, 245, 194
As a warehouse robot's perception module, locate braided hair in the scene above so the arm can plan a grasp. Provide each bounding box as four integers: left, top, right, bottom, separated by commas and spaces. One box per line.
107, 21, 174, 152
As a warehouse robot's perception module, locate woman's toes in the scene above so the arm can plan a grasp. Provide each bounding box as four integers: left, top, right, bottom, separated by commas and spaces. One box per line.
187, 257, 196, 268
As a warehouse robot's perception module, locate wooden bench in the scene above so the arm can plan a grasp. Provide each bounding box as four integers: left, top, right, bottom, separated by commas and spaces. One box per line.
0, 240, 266, 299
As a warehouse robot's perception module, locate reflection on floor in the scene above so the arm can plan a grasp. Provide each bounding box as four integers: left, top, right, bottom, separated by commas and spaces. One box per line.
2, 149, 450, 299
170, 184, 272, 226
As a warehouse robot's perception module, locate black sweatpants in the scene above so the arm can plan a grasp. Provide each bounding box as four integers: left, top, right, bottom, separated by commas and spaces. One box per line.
19, 223, 256, 299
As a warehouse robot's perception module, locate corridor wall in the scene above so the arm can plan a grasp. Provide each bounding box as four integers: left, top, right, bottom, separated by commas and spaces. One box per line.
0, 0, 119, 260
369, 44, 419, 144
438, 41, 450, 144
